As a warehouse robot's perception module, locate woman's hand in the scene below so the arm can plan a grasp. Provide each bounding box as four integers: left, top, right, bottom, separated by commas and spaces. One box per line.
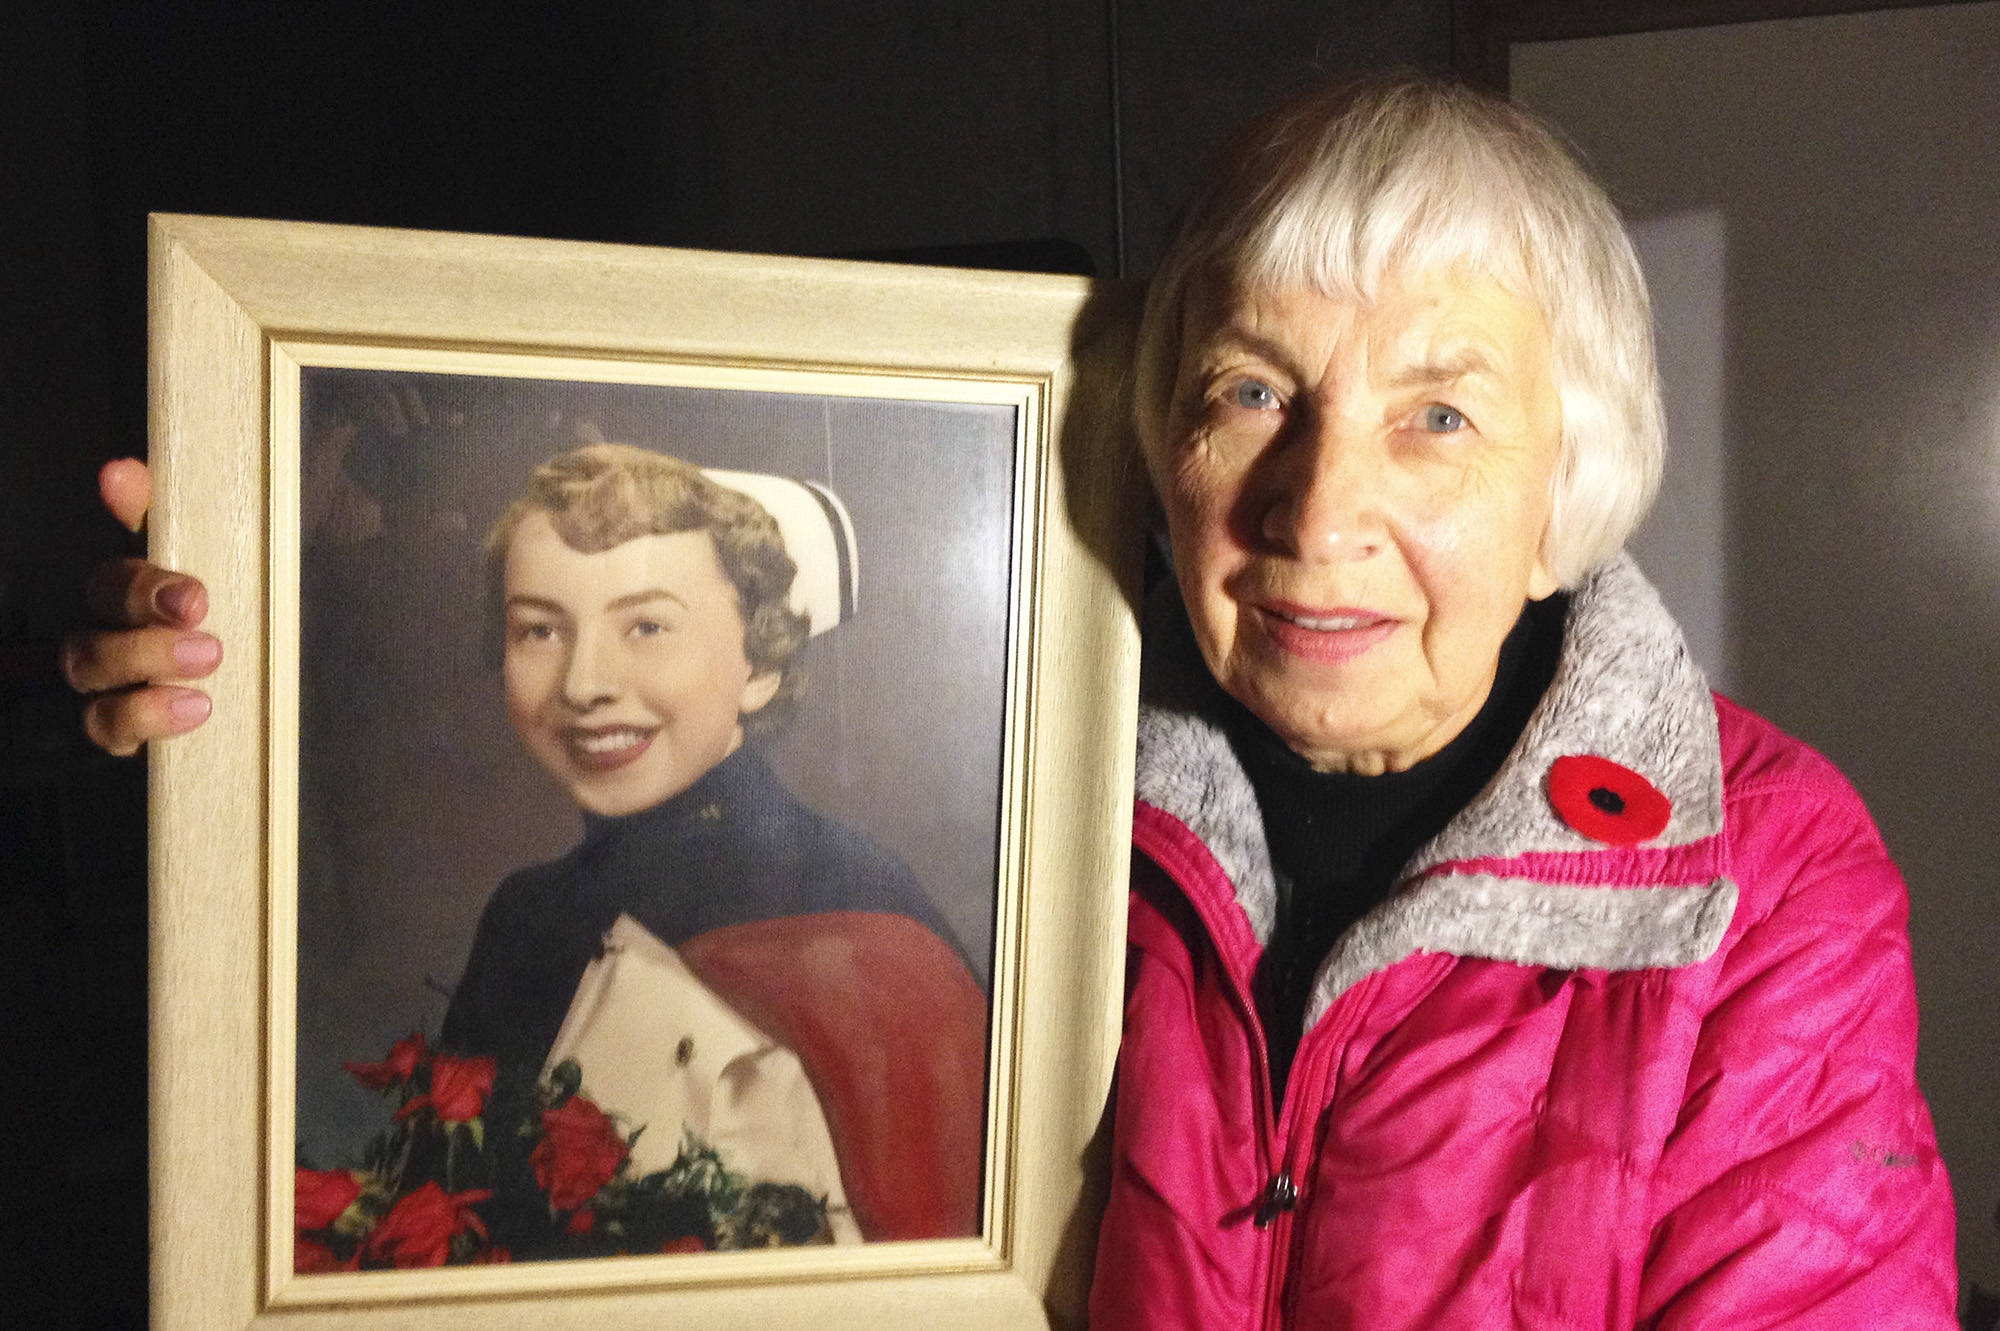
63, 459, 221, 755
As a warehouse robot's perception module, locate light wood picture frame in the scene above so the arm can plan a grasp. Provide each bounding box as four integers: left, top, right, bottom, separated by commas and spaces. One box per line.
147, 214, 1143, 1330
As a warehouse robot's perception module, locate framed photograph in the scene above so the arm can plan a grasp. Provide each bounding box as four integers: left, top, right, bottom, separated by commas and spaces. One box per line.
148, 215, 1143, 1329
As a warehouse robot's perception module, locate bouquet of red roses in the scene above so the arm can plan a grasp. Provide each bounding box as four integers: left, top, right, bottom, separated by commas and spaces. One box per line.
294, 1033, 832, 1271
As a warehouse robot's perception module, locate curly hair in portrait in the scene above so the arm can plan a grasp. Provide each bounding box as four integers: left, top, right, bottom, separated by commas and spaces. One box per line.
483, 442, 811, 735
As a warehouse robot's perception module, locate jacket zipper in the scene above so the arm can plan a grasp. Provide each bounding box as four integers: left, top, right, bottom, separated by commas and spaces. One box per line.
1138, 811, 1463, 1326
1255, 1002, 1351, 1328
1132, 813, 1359, 1329
1146, 850, 1296, 1318
1252, 1170, 1298, 1227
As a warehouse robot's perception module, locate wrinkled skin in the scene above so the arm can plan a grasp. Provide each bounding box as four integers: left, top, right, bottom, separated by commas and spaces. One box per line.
1153, 268, 1563, 775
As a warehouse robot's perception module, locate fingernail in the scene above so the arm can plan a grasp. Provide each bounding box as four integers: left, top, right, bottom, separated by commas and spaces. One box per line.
156, 580, 197, 622
173, 633, 221, 675
167, 691, 212, 731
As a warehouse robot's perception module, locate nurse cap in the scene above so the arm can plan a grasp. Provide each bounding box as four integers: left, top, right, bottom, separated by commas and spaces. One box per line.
701, 468, 858, 637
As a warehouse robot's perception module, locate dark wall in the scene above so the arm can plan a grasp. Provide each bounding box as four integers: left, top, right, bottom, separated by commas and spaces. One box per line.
1, 3, 1448, 1324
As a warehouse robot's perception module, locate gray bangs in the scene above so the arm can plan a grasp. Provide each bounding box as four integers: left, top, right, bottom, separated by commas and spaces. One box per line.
1232, 116, 1540, 309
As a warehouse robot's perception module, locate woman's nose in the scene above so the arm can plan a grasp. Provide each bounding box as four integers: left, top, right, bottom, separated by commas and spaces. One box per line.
1259, 414, 1388, 562
560, 628, 618, 709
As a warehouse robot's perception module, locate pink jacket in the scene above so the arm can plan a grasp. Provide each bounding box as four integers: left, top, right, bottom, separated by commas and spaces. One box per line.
1090, 557, 1956, 1330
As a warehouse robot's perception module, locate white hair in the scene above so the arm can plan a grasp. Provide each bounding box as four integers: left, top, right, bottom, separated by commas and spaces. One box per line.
1134, 75, 1664, 586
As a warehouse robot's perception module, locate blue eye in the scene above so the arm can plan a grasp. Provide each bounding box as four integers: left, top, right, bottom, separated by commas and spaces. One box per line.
1232, 379, 1280, 411
1422, 404, 1466, 433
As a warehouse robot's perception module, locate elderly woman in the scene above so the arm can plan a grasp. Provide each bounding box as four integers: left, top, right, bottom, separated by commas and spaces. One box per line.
1085, 76, 1957, 1328
70, 75, 1954, 1327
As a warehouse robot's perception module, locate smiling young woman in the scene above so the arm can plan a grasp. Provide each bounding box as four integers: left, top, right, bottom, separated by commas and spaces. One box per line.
499, 514, 781, 818
443, 444, 987, 1246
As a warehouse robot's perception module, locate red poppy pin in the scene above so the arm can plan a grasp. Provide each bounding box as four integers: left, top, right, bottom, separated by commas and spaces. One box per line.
1547, 754, 1670, 845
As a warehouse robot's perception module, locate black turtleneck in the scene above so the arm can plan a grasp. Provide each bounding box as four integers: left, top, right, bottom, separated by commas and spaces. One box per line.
1228, 593, 1567, 1098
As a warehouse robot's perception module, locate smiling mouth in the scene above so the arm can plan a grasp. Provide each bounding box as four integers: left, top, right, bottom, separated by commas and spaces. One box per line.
1269, 607, 1382, 631
1254, 602, 1398, 663
563, 726, 657, 771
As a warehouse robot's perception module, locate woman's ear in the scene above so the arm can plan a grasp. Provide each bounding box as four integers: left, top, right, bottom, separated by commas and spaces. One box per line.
1527, 556, 1559, 601
739, 669, 781, 716
1529, 514, 1561, 600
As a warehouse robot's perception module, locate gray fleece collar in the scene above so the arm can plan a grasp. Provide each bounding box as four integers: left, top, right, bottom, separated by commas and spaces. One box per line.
1133, 554, 1738, 1006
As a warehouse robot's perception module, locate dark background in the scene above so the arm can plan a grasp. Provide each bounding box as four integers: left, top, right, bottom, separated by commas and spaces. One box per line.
3, 7, 1452, 1321
10, 3, 1992, 1328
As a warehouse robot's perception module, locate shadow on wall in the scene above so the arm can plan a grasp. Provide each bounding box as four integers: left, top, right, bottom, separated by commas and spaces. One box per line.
1514, 3, 2000, 1298
1623, 208, 1730, 695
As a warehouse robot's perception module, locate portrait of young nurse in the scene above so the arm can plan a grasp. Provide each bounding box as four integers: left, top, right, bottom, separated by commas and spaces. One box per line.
288, 366, 1012, 1264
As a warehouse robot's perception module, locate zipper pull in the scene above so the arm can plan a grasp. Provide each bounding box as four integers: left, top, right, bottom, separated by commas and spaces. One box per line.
1252, 1170, 1297, 1228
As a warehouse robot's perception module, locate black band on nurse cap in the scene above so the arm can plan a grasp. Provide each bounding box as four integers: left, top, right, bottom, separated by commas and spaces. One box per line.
700, 468, 858, 636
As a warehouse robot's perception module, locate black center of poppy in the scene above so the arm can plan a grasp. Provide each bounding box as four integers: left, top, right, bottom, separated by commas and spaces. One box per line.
1588, 786, 1627, 816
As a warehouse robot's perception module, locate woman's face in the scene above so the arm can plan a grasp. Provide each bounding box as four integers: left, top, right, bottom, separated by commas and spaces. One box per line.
1156, 267, 1563, 775
501, 512, 780, 816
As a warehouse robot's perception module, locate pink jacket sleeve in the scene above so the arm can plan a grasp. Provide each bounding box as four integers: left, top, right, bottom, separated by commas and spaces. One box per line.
1639, 759, 1958, 1328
